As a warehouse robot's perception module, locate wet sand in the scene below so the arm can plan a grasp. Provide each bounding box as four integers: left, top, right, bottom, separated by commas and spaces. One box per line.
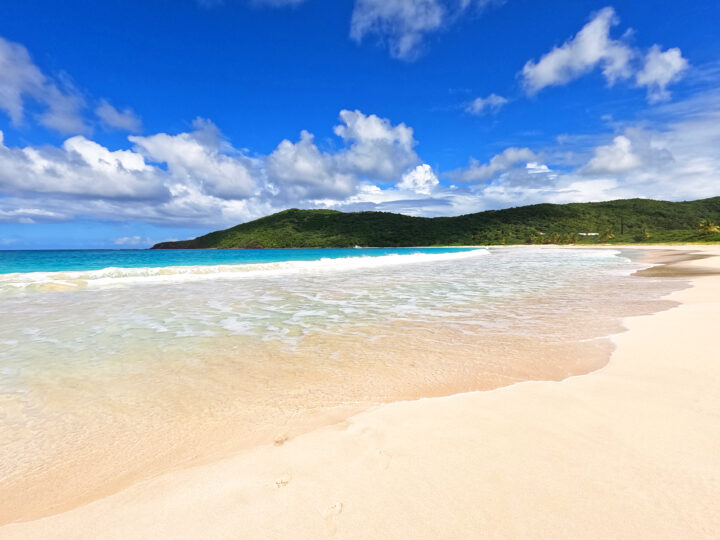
635, 248, 720, 277
1, 247, 677, 526
2, 245, 719, 538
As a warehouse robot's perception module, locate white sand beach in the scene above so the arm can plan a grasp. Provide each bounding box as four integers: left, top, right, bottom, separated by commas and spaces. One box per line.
2, 245, 719, 539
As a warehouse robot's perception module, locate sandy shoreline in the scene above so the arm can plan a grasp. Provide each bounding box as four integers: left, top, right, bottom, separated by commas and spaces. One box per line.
2, 245, 719, 539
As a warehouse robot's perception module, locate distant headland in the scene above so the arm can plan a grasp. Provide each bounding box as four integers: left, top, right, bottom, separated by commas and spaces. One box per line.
152, 197, 720, 249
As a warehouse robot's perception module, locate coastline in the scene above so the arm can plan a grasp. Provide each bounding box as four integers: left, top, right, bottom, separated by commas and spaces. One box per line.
0, 246, 666, 525
2, 245, 719, 538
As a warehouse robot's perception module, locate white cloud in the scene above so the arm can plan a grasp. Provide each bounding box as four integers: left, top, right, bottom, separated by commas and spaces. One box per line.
0, 131, 165, 200
0, 36, 49, 124
130, 118, 258, 200
449, 147, 537, 182
443, 89, 720, 209
95, 99, 142, 132
0, 35, 145, 135
397, 164, 439, 194
333, 109, 418, 180
266, 110, 419, 200
0, 110, 410, 225
583, 135, 641, 174
0, 119, 270, 227
0, 109, 427, 225
350, 0, 501, 60
576, 118, 718, 201
0, 207, 69, 224
522, 7, 633, 94
466, 93, 508, 115
553, 178, 621, 202
526, 162, 553, 175
114, 236, 153, 246
37, 84, 88, 134
2, 87, 720, 229
636, 45, 689, 103
266, 130, 356, 199
350, 0, 446, 60
540, 101, 720, 204
0, 36, 88, 134
521, 8, 689, 104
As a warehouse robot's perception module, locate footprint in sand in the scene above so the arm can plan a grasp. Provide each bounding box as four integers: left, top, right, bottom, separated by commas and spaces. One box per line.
323, 502, 343, 535
275, 474, 291, 488
273, 434, 289, 446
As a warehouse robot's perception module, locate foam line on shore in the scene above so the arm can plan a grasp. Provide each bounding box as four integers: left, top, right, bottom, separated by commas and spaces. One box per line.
0, 248, 489, 291
3, 245, 717, 538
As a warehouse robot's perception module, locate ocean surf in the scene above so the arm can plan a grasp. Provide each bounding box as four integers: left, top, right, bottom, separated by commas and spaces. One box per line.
0, 247, 684, 523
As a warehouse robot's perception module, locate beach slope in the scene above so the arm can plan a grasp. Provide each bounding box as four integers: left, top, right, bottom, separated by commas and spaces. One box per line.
3, 246, 720, 539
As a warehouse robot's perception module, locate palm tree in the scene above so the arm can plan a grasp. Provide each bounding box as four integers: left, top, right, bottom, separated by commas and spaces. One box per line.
634, 226, 652, 242
698, 219, 720, 233
599, 229, 614, 242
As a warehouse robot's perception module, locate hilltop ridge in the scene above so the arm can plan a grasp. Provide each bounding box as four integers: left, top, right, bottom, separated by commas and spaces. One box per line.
152, 197, 720, 249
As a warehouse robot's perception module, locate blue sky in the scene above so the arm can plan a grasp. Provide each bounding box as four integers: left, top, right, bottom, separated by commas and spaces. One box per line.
1, 0, 719, 248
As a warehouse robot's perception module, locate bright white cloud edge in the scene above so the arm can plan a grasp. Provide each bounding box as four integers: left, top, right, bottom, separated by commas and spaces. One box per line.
521, 6, 689, 103
2, 86, 720, 229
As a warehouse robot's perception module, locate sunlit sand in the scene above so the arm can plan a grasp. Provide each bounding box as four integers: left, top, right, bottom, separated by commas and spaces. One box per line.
2, 246, 719, 538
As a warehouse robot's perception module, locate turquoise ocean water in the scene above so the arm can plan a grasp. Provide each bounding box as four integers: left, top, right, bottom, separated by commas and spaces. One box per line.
0, 247, 472, 274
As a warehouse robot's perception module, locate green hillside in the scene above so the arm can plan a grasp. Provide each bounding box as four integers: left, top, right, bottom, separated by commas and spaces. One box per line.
151, 197, 720, 249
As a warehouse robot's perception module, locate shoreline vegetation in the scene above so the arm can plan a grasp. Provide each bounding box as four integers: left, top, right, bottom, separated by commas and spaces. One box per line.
152, 197, 720, 249
2, 245, 719, 538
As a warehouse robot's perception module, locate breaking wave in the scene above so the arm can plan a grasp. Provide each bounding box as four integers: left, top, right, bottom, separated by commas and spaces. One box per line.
0, 248, 490, 293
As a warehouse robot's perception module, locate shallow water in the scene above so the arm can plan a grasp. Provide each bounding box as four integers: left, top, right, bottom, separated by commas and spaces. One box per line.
0, 247, 684, 523
0, 247, 472, 275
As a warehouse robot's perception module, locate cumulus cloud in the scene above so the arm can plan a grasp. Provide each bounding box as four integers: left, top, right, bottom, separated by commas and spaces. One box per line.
466, 93, 508, 115
583, 135, 641, 174
0, 36, 88, 134
95, 99, 142, 132
580, 127, 676, 177
130, 118, 259, 200
442, 88, 720, 210
636, 45, 689, 103
333, 109, 418, 179
0, 131, 165, 200
266, 130, 356, 199
522, 7, 633, 93
397, 164, 439, 194
0, 117, 271, 226
2, 87, 720, 229
0, 110, 424, 224
521, 7, 689, 103
525, 162, 554, 176
448, 147, 537, 182
267, 110, 419, 200
553, 102, 720, 203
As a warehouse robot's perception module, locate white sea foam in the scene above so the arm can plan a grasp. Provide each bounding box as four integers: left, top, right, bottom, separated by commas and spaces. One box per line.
0, 249, 490, 292
0, 248, 642, 356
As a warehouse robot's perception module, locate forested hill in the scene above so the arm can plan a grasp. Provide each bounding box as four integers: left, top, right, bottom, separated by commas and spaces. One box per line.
151, 197, 720, 248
